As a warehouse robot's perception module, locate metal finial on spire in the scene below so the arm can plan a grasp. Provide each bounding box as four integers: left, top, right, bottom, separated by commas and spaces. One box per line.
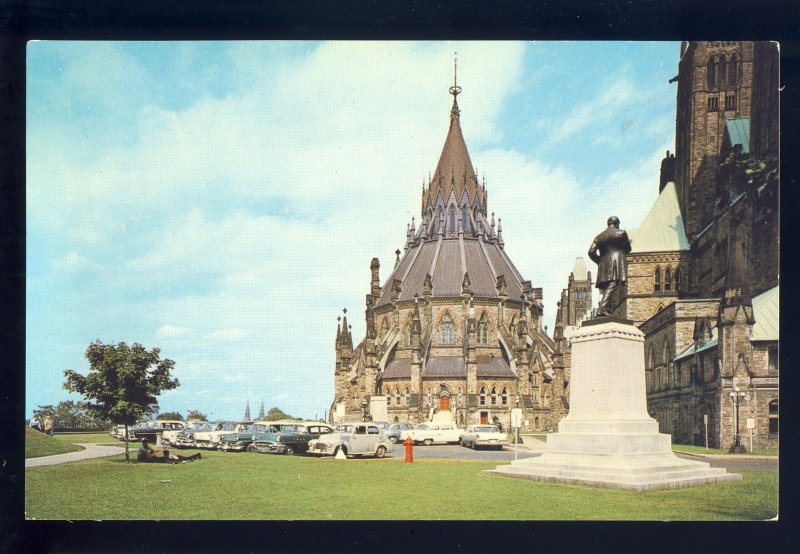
449, 52, 462, 118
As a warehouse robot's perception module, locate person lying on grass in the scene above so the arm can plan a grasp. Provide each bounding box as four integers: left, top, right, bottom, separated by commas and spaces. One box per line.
137, 439, 201, 463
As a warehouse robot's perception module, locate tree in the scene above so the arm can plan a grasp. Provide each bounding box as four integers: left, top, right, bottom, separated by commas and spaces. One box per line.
264, 407, 294, 421
156, 411, 184, 421
186, 409, 208, 421
64, 340, 179, 461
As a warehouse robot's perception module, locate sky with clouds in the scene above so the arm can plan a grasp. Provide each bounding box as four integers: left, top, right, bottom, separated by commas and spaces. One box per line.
27, 40, 680, 421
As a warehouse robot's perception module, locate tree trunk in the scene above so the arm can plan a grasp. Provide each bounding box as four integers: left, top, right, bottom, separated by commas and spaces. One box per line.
124, 423, 130, 462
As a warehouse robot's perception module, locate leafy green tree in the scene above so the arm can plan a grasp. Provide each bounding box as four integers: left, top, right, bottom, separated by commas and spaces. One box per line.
64, 340, 179, 461
186, 410, 208, 421
156, 411, 184, 421
264, 407, 294, 421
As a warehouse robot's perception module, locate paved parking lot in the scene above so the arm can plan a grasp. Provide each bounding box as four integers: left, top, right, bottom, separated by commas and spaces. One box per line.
390, 443, 539, 462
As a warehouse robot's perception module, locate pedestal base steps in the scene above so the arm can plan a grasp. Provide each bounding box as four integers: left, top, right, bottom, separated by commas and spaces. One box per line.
487, 320, 742, 491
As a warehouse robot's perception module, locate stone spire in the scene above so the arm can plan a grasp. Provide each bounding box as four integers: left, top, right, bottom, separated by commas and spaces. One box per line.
422, 56, 484, 220
258, 399, 265, 420
244, 398, 251, 421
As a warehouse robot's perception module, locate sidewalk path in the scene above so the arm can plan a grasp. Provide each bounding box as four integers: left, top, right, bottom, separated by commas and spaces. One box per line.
26, 443, 126, 469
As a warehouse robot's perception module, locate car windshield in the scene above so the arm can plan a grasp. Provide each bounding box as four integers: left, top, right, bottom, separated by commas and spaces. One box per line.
197, 423, 214, 431
335, 425, 354, 433
417, 424, 429, 430
221, 423, 240, 431
472, 426, 498, 433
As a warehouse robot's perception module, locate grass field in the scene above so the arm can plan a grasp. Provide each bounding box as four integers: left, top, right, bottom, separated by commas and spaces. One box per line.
672, 444, 778, 457
25, 449, 777, 521
24, 428, 84, 459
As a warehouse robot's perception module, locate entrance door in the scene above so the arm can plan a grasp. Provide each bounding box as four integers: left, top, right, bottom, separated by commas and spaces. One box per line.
480, 411, 489, 424
439, 395, 450, 411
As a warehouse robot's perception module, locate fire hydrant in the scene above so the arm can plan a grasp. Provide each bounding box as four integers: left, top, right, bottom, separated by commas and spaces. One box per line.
404, 436, 414, 463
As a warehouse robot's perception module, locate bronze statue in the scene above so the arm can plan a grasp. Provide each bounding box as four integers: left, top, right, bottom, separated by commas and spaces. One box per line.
588, 216, 631, 318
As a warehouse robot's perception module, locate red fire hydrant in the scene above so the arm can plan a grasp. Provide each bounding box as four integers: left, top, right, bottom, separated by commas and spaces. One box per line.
404, 436, 414, 463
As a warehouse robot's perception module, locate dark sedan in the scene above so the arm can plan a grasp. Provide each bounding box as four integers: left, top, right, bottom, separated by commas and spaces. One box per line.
252, 423, 334, 455
218, 423, 280, 452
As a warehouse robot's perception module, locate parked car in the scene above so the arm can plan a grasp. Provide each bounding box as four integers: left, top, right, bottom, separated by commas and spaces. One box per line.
128, 420, 187, 443
458, 425, 509, 450
194, 421, 253, 450
372, 421, 391, 431
252, 422, 334, 455
218, 422, 282, 452
307, 422, 393, 458
163, 420, 205, 446
407, 423, 462, 445
385, 422, 414, 444
174, 421, 217, 449
111, 420, 148, 441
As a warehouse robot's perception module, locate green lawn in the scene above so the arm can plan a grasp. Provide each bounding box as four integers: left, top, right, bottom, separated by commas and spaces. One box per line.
673, 444, 778, 456
25, 427, 84, 459
25, 451, 777, 520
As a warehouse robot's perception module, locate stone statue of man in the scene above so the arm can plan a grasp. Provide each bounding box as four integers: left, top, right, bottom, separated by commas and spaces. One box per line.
588, 216, 632, 318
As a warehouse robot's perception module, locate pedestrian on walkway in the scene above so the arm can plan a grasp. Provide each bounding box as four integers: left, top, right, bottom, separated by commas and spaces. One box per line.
43, 417, 54, 436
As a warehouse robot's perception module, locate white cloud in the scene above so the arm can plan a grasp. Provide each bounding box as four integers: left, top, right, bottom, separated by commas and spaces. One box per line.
157, 325, 190, 337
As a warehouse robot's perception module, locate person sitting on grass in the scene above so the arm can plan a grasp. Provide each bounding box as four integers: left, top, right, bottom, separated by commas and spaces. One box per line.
137, 438, 157, 462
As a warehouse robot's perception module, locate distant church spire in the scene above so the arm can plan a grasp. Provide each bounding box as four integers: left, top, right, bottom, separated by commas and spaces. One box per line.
258, 399, 265, 420
244, 397, 251, 421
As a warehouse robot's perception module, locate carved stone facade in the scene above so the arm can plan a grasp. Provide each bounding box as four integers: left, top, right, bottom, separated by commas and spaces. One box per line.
331, 82, 565, 431
631, 41, 779, 450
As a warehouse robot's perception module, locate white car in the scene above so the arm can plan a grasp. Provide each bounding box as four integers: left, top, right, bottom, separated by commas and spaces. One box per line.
407, 423, 463, 445
193, 421, 252, 449
308, 423, 393, 458
458, 425, 509, 450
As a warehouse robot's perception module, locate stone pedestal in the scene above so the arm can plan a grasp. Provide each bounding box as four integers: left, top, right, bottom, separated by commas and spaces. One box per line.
486, 320, 741, 491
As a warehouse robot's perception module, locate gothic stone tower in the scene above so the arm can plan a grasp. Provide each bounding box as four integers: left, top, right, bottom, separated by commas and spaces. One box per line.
331, 70, 562, 431
674, 41, 754, 242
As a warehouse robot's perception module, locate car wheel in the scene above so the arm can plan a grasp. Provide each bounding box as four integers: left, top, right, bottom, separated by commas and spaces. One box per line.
458, 439, 463, 446
471, 442, 476, 450
388, 436, 397, 444
285, 445, 295, 456
423, 438, 433, 446
247, 443, 257, 452
375, 446, 386, 458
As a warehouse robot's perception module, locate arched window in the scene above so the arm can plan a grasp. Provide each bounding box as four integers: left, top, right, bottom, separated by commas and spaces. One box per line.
534, 416, 540, 429
648, 346, 656, 370
457, 386, 463, 407
729, 53, 739, 85
448, 205, 457, 235
479, 386, 486, 406
477, 313, 489, 344
385, 388, 391, 406
674, 267, 681, 292
407, 325, 413, 346
769, 399, 779, 436
404, 387, 410, 406
461, 206, 468, 232
491, 386, 497, 405
718, 54, 728, 86
501, 386, 509, 406
509, 315, 517, 338
707, 56, 717, 88
654, 267, 662, 292
381, 318, 389, 337
427, 387, 432, 407
440, 314, 455, 345
662, 339, 671, 366
665, 267, 673, 291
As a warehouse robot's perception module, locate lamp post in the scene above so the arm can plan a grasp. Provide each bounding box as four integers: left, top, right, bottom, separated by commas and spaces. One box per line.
728, 387, 747, 453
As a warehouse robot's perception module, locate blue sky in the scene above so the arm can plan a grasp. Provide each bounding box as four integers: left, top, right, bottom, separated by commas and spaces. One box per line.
27, 41, 680, 421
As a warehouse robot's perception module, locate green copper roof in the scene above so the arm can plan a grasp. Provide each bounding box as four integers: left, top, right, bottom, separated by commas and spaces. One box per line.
628, 181, 689, 253
724, 117, 750, 154
750, 285, 779, 341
